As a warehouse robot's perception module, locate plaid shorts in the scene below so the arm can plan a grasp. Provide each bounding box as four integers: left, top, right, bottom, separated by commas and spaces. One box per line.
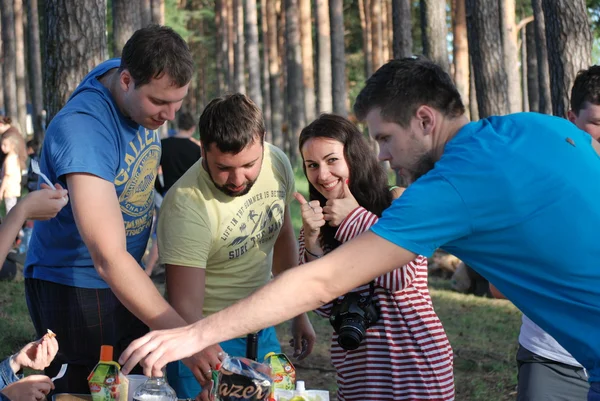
25, 278, 148, 394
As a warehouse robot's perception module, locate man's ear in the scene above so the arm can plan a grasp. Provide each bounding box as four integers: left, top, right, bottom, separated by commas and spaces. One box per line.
415, 105, 435, 136
567, 110, 577, 124
119, 70, 133, 92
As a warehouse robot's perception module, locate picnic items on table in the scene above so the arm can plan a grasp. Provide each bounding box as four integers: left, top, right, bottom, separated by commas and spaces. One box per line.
87, 345, 129, 401
263, 353, 296, 391
272, 381, 329, 401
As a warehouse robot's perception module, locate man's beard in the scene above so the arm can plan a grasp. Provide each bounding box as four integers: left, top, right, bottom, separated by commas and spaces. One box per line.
203, 157, 259, 197
400, 151, 435, 185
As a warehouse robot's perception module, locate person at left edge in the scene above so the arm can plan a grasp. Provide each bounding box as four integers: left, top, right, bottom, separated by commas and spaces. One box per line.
23, 25, 194, 394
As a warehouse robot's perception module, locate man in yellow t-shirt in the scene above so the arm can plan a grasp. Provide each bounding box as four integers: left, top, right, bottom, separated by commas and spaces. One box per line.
158, 94, 316, 399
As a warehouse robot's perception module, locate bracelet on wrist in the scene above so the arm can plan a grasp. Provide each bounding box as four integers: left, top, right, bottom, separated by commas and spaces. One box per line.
305, 248, 323, 258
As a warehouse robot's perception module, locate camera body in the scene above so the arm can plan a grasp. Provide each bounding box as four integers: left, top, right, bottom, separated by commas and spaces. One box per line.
329, 289, 380, 350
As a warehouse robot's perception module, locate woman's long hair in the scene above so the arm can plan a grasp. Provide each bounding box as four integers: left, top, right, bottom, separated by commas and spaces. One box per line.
299, 114, 393, 251
2, 129, 28, 170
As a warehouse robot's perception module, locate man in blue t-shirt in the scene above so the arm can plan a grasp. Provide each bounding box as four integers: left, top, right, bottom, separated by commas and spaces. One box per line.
119, 58, 600, 401
24, 25, 194, 393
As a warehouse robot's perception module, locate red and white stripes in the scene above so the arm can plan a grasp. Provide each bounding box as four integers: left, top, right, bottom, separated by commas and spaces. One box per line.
299, 206, 455, 400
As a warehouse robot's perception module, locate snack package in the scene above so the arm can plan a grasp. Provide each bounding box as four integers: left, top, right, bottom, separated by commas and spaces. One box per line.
217, 356, 272, 400
88, 345, 129, 401
263, 353, 295, 391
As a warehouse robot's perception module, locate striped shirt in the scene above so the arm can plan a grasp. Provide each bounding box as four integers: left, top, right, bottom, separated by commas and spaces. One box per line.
299, 206, 455, 400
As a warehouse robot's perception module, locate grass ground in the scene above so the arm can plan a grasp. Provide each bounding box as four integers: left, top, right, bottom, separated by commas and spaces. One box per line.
0, 168, 522, 400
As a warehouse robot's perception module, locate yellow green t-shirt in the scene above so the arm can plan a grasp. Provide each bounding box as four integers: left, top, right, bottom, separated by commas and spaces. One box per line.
157, 143, 295, 316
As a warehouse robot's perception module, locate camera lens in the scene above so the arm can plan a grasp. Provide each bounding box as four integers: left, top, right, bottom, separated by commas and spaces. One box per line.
337, 321, 365, 350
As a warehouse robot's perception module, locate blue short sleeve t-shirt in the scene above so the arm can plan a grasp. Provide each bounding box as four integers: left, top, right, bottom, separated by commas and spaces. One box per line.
24, 58, 161, 289
371, 113, 600, 381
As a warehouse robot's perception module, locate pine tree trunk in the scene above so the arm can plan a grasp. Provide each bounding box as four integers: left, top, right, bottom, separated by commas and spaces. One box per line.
452, 0, 469, 118
215, 0, 226, 94
233, 0, 246, 93
542, 0, 591, 117
0, 18, 4, 114
245, 0, 262, 108
140, 0, 152, 27
113, 0, 140, 57
299, 0, 315, 122
358, 0, 373, 79
520, 25, 528, 112
15, 0, 28, 134
531, 0, 551, 114
44, 0, 107, 123
285, 0, 305, 163
420, 0, 449, 71
330, 0, 347, 116
261, 0, 272, 138
1, 0, 18, 119
151, 0, 164, 25
465, 0, 509, 117
228, 0, 235, 90
315, 0, 332, 113
267, 0, 283, 148
381, 0, 390, 62
469, 58, 479, 120
26, 0, 44, 137
525, 22, 539, 112
392, 0, 412, 58
370, 0, 383, 71
500, 0, 521, 113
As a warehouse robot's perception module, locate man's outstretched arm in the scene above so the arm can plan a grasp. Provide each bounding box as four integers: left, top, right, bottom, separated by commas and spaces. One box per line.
120, 230, 416, 376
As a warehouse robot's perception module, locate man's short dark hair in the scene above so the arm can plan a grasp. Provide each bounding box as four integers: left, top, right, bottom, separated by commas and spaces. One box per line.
199, 93, 265, 154
570, 65, 600, 115
354, 57, 465, 127
119, 25, 193, 88
178, 112, 196, 131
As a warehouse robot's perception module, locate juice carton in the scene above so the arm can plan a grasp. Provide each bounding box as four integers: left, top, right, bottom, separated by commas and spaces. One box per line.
88, 345, 129, 401
263, 352, 295, 391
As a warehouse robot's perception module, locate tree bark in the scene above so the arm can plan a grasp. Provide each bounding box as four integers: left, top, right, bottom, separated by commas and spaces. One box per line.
44, 0, 107, 123
330, 0, 347, 116
370, 0, 383, 71
542, 0, 591, 117
531, 0, 551, 114
465, 0, 509, 117
233, 0, 246, 93
215, 0, 226, 94
227, 0, 235, 90
1, 0, 18, 119
26, 0, 44, 137
381, 0, 390, 62
140, 0, 152, 28
500, 0, 521, 113
285, 0, 305, 162
299, 0, 315, 123
151, 0, 164, 25
525, 21, 539, 112
260, 0, 272, 137
113, 0, 140, 57
452, 0, 469, 118
358, 0, 373, 79
420, 0, 449, 71
0, 16, 4, 114
315, 0, 332, 113
267, 0, 283, 148
245, 0, 262, 108
15, 0, 28, 134
469, 57, 478, 120
392, 0, 412, 58
520, 24, 528, 112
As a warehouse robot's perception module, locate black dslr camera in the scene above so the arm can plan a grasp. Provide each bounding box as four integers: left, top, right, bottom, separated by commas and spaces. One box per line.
329, 282, 380, 350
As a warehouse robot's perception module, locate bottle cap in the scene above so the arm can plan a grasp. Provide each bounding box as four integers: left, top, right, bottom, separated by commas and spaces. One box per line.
100, 345, 113, 362
296, 380, 305, 392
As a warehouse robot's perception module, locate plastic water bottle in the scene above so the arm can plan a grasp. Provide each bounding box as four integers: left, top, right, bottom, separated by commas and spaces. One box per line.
132, 377, 177, 401
18, 227, 32, 254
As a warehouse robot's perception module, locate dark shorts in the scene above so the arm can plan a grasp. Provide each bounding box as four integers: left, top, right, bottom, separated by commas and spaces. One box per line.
25, 278, 148, 394
517, 344, 589, 401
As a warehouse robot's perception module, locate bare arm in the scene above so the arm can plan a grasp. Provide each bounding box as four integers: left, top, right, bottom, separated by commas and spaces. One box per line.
120, 230, 416, 375
67, 173, 186, 330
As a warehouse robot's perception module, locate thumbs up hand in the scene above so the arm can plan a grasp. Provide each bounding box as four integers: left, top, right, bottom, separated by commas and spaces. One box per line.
294, 192, 326, 239
323, 179, 359, 227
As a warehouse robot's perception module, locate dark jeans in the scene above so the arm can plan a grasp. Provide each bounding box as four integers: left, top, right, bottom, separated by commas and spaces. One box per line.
25, 278, 148, 394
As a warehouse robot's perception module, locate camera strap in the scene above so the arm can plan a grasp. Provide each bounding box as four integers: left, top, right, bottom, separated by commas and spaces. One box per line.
369, 280, 376, 298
